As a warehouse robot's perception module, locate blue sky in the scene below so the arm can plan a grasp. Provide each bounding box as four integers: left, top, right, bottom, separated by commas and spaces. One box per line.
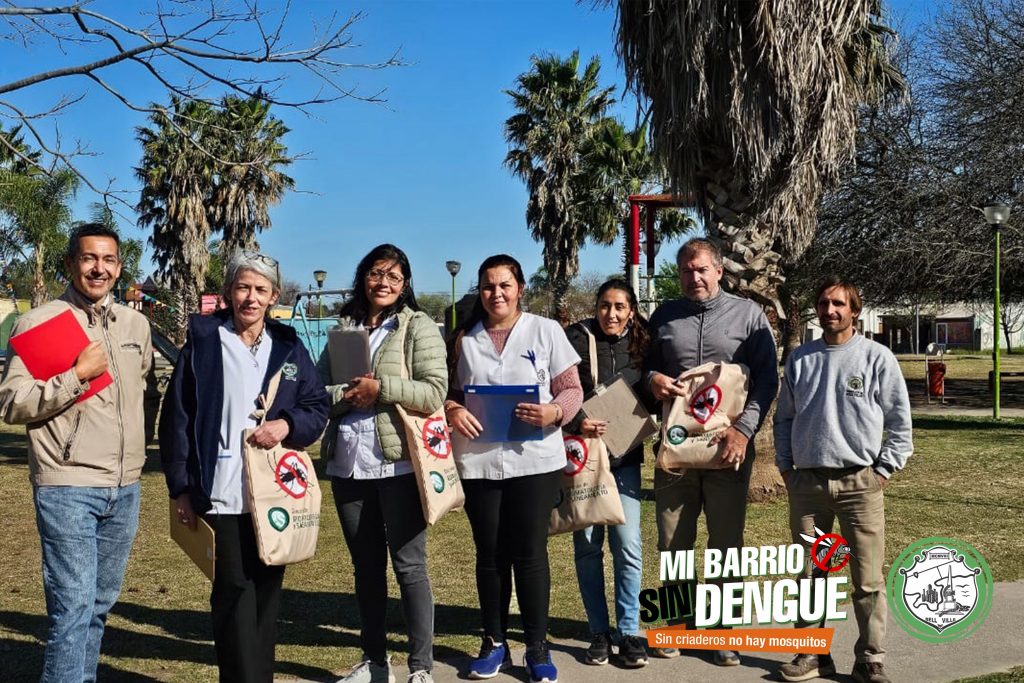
0, 0, 932, 298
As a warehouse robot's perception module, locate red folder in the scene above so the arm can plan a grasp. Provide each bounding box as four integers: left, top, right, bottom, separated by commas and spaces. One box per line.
9, 309, 113, 403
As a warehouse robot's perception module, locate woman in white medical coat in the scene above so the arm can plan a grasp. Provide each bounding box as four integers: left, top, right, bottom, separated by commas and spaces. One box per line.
444, 254, 582, 683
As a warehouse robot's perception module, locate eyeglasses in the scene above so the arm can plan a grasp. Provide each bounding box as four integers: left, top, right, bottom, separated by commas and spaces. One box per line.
367, 268, 405, 287
240, 249, 280, 283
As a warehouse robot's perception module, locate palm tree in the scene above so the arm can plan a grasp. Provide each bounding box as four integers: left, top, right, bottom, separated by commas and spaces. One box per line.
504, 51, 616, 324
1, 127, 78, 307
137, 94, 294, 340
615, 0, 905, 317
136, 98, 217, 340
615, 0, 905, 500
209, 96, 294, 255
581, 118, 695, 276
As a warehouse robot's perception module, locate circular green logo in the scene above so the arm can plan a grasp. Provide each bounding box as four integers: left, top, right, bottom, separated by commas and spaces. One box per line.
847, 376, 864, 391
887, 537, 992, 643
430, 471, 445, 493
667, 425, 688, 445
268, 507, 290, 532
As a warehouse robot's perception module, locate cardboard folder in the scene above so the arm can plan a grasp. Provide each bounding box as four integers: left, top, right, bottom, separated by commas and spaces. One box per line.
168, 499, 216, 581
8, 309, 113, 403
464, 384, 544, 442
582, 376, 658, 458
327, 328, 372, 385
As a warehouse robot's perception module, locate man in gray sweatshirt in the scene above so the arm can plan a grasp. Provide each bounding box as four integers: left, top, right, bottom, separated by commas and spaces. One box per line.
774, 277, 912, 683
645, 237, 779, 666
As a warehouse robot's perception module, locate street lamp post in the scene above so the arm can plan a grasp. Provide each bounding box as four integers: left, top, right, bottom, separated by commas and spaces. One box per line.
446, 260, 461, 331
313, 270, 327, 318
983, 204, 1010, 419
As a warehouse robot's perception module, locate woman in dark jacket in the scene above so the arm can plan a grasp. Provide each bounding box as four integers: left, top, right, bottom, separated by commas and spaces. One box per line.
160, 249, 329, 683
563, 279, 650, 669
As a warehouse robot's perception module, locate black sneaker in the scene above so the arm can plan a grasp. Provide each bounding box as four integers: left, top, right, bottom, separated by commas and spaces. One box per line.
618, 635, 649, 668
584, 632, 612, 665
778, 653, 836, 682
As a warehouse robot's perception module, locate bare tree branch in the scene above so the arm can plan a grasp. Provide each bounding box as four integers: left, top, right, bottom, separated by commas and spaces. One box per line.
0, 1, 401, 202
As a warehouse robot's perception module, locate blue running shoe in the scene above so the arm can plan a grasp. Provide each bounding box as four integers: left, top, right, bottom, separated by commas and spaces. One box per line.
468, 637, 511, 679
525, 641, 558, 683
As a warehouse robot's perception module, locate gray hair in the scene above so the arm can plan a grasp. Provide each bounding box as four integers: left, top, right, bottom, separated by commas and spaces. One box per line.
224, 249, 281, 294
676, 237, 723, 267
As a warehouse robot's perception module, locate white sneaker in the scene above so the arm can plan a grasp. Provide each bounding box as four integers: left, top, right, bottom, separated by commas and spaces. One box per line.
407, 671, 433, 683
335, 658, 395, 683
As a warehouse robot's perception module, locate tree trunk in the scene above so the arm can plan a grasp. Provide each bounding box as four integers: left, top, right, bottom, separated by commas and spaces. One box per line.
551, 276, 571, 327
173, 280, 198, 345
31, 246, 48, 308
749, 403, 786, 501
779, 285, 806, 364
704, 188, 787, 502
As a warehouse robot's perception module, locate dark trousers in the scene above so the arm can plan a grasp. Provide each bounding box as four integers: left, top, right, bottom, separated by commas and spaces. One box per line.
207, 513, 286, 683
333, 474, 434, 672
462, 469, 562, 646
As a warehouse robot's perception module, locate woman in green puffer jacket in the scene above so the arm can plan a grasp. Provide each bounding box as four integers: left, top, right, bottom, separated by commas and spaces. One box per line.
316, 243, 447, 683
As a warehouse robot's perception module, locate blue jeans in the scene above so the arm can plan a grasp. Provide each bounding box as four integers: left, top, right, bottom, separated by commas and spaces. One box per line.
33, 482, 141, 683
572, 464, 643, 637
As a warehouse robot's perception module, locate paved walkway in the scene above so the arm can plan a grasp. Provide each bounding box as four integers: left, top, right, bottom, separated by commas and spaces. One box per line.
286, 581, 1024, 683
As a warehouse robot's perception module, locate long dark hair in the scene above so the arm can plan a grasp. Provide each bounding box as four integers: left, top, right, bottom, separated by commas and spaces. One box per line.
593, 279, 650, 363
446, 254, 527, 380
339, 244, 420, 323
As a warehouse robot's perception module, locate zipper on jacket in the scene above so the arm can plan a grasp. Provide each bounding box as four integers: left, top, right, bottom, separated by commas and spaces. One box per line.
190, 331, 204, 489
606, 335, 614, 378
103, 312, 126, 486
62, 409, 83, 461
698, 310, 705, 365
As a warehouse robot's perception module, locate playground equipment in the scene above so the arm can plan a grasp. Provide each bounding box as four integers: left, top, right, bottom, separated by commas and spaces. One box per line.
284, 288, 352, 359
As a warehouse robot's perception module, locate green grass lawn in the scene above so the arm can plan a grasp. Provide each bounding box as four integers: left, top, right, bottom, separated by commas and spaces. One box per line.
1, 412, 1022, 681
897, 353, 1024, 380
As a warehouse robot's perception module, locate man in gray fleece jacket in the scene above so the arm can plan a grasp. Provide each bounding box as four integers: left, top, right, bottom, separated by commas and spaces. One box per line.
644, 238, 779, 666
774, 277, 912, 683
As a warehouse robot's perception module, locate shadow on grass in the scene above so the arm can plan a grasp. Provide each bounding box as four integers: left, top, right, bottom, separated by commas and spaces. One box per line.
0, 430, 28, 465
0, 587, 589, 681
912, 416, 1024, 431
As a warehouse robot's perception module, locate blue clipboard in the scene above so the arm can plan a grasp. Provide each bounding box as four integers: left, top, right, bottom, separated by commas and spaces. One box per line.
464, 384, 544, 442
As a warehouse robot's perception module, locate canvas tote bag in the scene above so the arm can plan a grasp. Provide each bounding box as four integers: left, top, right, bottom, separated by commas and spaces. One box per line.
549, 322, 626, 535
393, 318, 465, 525
656, 361, 750, 471
244, 369, 322, 566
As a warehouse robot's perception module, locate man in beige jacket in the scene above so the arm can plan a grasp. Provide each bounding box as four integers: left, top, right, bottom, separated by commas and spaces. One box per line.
0, 223, 159, 683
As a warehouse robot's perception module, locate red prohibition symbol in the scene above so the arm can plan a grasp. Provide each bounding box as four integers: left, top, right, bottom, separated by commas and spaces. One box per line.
421, 416, 451, 459
563, 435, 589, 476
275, 452, 310, 499
811, 533, 851, 572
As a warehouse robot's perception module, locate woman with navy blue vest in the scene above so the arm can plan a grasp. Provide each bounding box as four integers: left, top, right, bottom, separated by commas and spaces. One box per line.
444, 254, 582, 683
160, 250, 329, 683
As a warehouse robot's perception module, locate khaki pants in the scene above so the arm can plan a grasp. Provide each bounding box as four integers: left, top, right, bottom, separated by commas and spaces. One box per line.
787, 466, 886, 663
655, 445, 755, 625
